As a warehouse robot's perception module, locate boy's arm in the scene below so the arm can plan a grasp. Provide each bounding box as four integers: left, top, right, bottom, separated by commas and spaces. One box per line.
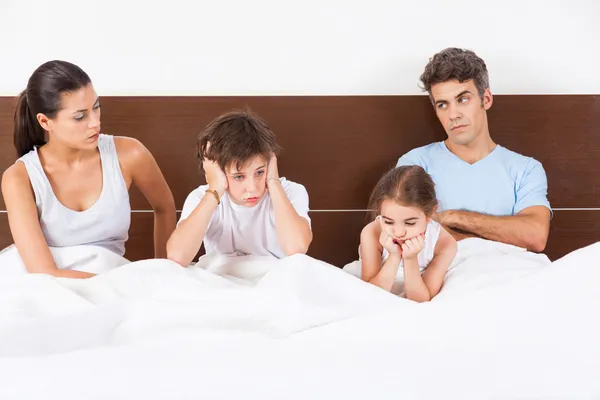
267, 155, 312, 256
166, 156, 227, 266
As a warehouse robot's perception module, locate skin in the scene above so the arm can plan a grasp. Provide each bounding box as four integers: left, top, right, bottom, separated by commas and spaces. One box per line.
360, 199, 457, 302
1, 84, 176, 278
429, 79, 550, 252
166, 148, 312, 266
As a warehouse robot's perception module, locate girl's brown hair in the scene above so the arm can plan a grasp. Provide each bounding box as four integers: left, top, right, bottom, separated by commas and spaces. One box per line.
367, 165, 438, 220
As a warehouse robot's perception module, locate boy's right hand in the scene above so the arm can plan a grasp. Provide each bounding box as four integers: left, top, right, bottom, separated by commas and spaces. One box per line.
203, 142, 228, 196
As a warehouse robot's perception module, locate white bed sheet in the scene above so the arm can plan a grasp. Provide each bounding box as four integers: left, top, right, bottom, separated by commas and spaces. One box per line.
0, 238, 598, 399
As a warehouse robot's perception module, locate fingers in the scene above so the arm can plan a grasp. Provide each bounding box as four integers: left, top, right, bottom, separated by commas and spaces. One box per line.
401, 243, 409, 253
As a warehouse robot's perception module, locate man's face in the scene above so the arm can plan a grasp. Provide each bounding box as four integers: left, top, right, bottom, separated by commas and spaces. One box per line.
430, 79, 492, 146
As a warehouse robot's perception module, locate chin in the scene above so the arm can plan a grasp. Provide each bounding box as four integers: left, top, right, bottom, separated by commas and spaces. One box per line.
448, 133, 474, 146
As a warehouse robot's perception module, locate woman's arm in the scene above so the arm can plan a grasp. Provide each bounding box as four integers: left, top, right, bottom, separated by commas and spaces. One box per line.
266, 155, 312, 256
115, 137, 176, 259
1, 164, 94, 278
360, 220, 401, 292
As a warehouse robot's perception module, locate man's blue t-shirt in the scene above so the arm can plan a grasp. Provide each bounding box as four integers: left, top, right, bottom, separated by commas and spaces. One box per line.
396, 142, 551, 216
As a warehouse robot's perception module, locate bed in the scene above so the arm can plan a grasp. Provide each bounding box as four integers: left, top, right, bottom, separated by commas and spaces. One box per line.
0, 95, 599, 399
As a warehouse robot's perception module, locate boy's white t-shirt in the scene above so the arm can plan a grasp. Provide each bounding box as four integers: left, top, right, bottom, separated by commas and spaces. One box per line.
178, 177, 311, 259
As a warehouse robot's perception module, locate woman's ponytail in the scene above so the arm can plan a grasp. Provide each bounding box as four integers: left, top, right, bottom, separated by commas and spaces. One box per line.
13, 90, 46, 157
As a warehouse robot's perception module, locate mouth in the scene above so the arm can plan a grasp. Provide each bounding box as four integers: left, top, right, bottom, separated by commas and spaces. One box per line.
451, 124, 468, 132
88, 132, 100, 140
245, 197, 260, 204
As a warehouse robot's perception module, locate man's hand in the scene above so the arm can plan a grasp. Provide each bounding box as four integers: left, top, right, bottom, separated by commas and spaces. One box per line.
203, 142, 228, 196
401, 234, 425, 260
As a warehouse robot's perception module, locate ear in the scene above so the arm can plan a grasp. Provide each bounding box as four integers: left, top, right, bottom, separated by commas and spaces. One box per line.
426, 205, 439, 223
36, 113, 51, 132
482, 88, 493, 111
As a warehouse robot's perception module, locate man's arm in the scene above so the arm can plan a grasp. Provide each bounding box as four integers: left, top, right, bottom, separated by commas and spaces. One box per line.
437, 206, 551, 252
441, 225, 481, 242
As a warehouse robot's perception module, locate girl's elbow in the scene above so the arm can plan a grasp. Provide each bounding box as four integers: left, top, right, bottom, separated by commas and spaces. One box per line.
407, 291, 432, 303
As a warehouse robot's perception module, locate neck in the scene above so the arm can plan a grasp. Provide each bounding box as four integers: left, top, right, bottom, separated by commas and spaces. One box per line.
40, 137, 95, 167
445, 124, 496, 164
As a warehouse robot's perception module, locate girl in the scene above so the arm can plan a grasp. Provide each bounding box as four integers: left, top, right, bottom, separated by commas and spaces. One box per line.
354, 165, 456, 302
1, 60, 176, 278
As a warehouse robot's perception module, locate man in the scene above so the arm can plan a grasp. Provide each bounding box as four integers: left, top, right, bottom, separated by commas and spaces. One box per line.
397, 48, 551, 252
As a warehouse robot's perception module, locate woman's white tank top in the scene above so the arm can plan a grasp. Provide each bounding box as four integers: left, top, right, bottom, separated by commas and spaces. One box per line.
17, 134, 131, 256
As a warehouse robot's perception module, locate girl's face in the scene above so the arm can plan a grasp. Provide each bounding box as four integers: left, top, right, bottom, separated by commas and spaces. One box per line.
379, 199, 430, 244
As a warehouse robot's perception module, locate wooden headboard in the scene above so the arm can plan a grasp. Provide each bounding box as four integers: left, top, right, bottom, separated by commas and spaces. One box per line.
1, 95, 599, 266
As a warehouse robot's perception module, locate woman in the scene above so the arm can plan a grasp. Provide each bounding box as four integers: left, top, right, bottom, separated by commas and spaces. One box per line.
1, 60, 176, 278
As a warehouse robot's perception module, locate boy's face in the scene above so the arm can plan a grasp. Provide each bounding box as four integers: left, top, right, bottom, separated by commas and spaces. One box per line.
225, 155, 268, 207
430, 79, 492, 147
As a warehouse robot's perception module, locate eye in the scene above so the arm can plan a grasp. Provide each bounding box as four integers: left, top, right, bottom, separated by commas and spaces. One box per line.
405, 222, 416, 226
234, 175, 244, 181
437, 103, 447, 110
384, 221, 394, 225
256, 170, 265, 177
74, 113, 85, 121
93, 103, 102, 111
458, 96, 468, 104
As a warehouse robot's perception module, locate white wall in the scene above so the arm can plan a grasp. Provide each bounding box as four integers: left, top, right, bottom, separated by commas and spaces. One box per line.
0, 0, 598, 95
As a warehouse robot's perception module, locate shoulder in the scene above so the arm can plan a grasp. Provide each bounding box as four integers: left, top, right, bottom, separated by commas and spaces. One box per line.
179, 184, 210, 223
396, 142, 443, 168
184, 184, 209, 203
496, 146, 547, 179
1, 162, 33, 201
433, 223, 457, 255
361, 219, 380, 239
496, 146, 544, 169
2, 162, 30, 191
279, 178, 308, 198
112, 136, 151, 161
360, 219, 383, 251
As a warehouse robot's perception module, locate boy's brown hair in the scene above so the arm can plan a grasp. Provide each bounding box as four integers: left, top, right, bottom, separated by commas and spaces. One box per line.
368, 166, 438, 221
197, 109, 281, 173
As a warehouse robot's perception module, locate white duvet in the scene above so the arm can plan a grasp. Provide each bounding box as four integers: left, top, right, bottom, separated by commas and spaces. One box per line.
0, 239, 599, 399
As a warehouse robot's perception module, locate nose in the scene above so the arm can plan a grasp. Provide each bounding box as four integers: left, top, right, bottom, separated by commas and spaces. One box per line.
89, 111, 101, 130
393, 226, 406, 238
447, 104, 462, 121
245, 176, 261, 193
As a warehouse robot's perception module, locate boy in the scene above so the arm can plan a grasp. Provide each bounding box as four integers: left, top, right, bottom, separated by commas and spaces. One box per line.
167, 110, 312, 266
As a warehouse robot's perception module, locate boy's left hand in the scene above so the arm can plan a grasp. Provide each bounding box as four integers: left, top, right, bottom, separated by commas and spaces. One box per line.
267, 153, 279, 182
401, 234, 425, 260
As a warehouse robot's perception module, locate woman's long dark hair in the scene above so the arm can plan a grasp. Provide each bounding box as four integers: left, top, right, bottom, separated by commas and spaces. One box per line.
14, 60, 91, 157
